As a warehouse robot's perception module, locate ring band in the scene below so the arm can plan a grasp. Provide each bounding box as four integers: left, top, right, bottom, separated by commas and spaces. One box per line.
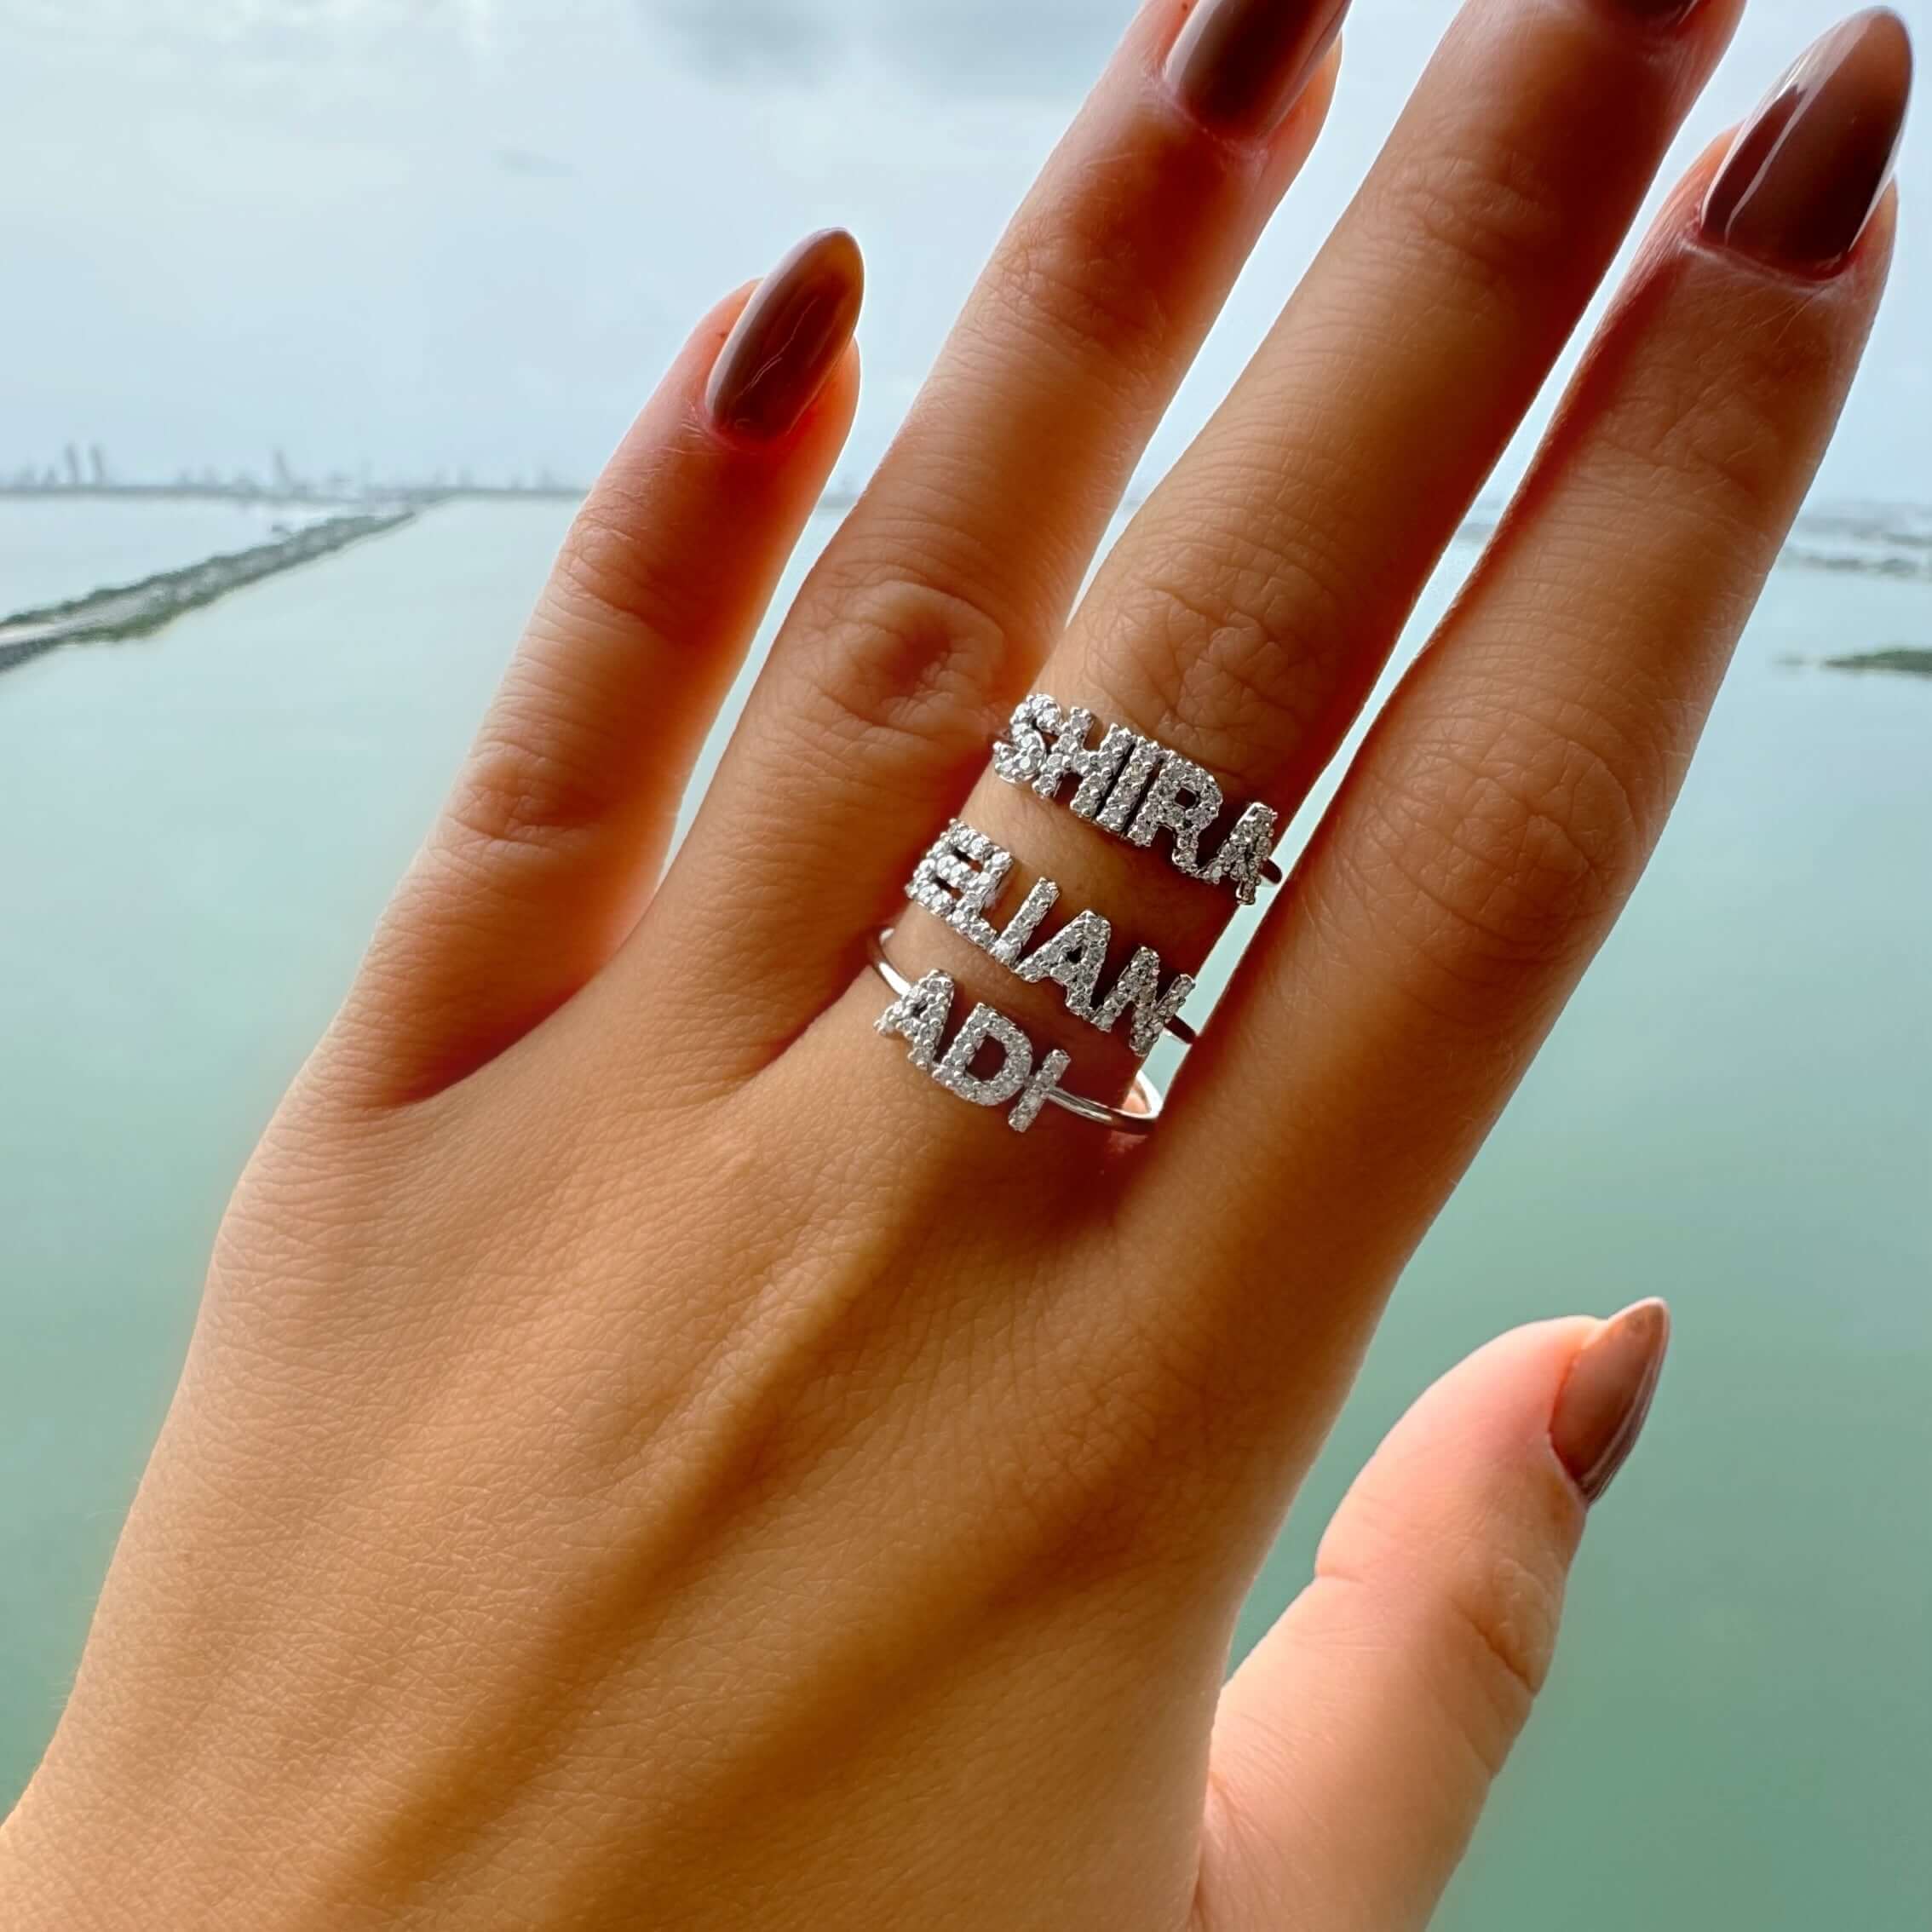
869, 932, 1163, 1136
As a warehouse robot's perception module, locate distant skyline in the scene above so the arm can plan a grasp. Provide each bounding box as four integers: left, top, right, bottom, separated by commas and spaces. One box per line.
2, 446, 592, 497
3, 0, 1927, 503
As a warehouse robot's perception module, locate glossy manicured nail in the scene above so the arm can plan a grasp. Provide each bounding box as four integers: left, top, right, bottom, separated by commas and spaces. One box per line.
1607, 0, 1701, 26
1552, 1300, 1670, 1504
1701, 9, 1912, 273
1165, 0, 1352, 139
705, 228, 865, 441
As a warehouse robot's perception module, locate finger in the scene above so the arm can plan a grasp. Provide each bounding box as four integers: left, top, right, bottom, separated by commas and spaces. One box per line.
858, 0, 1739, 1110
1157, 16, 1906, 1331
330, 233, 863, 1103
1202, 1304, 1670, 1932
646, 0, 1343, 1049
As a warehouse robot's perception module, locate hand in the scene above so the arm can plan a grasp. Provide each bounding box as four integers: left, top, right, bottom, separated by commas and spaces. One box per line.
1, 1, 1907, 1926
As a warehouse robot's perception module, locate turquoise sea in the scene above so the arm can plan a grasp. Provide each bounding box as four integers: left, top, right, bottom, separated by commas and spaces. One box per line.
2, 499, 1928, 1927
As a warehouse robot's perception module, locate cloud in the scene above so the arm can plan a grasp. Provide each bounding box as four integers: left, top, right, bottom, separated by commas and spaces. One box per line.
638, 0, 1128, 96
494, 146, 576, 177
645, 0, 838, 80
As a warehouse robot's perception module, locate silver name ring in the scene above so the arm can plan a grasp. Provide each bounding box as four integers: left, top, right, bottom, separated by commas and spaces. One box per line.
869, 934, 1162, 1136
906, 819, 1199, 1057
990, 693, 1284, 904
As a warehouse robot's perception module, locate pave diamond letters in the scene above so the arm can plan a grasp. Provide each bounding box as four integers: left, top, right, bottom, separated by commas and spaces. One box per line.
875, 969, 1073, 1135
990, 694, 1279, 905
906, 820, 1194, 1058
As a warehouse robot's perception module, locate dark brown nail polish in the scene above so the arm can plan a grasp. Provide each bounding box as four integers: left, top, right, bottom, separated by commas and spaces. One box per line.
1165, 0, 1352, 139
1607, 0, 1700, 26
1552, 1301, 1670, 1504
1702, 9, 1913, 273
705, 228, 865, 441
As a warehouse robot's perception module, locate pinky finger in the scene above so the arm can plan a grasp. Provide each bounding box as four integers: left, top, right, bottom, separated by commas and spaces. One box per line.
331, 231, 864, 1104
1199, 1305, 1670, 1932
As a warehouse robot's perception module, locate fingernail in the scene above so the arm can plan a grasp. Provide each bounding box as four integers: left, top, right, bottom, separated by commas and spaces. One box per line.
705, 228, 865, 441
1164, 0, 1351, 139
1607, 0, 1701, 26
1701, 9, 1913, 274
1552, 1300, 1671, 1505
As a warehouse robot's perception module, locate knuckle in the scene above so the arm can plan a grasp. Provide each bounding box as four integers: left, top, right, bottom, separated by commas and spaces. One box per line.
988, 198, 1176, 408
1430, 1540, 1566, 1771
1356, 702, 1649, 1005
442, 721, 618, 858
1595, 316, 1831, 533
998, 1399, 1174, 1579
546, 489, 693, 649
1089, 516, 1360, 791
780, 557, 1031, 795
1377, 132, 1573, 321
967, 95, 1240, 407
1319, 1475, 1572, 1780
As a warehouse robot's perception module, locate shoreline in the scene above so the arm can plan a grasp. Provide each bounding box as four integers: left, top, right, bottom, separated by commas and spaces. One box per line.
3, 497, 1926, 685
0, 509, 415, 676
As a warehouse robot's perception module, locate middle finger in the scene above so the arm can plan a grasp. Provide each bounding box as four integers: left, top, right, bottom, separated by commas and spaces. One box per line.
642, 0, 1343, 1056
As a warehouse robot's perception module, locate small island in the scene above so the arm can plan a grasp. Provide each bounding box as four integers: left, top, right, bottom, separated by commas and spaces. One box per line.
0, 509, 415, 676
1822, 647, 1932, 679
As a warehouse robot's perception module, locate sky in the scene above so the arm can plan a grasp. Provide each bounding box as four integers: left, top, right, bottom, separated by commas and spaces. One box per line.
2, 0, 1925, 500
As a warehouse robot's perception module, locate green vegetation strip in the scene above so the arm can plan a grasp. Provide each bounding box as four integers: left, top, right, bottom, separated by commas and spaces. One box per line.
1822, 647, 1932, 678
0, 509, 416, 676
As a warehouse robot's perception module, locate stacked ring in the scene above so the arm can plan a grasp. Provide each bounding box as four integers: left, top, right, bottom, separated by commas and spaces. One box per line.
868, 935, 1162, 1136
868, 696, 1281, 1133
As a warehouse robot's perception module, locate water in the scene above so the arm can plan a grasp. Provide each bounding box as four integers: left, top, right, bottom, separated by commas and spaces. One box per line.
2, 502, 1927, 1926
0, 497, 344, 616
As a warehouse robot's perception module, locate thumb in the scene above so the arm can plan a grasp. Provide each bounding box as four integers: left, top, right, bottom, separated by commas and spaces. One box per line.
1199, 1302, 1670, 1932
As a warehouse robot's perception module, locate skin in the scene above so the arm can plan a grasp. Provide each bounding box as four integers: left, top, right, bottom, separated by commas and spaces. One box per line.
0, 0, 1906, 1926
